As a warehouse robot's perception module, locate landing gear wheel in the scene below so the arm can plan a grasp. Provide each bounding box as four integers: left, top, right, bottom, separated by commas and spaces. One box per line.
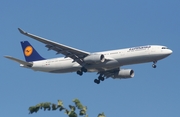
94, 79, 100, 84
98, 76, 104, 81
152, 64, 157, 68
152, 61, 157, 68
100, 77, 105, 81
77, 71, 83, 76
81, 67, 87, 73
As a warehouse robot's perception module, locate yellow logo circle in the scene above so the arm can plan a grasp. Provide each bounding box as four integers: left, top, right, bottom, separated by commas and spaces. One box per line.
24, 46, 33, 57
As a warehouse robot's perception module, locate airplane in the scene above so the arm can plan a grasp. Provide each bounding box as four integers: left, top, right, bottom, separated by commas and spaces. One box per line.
4, 28, 173, 84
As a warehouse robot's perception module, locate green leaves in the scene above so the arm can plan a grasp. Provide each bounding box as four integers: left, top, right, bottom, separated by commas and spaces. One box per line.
68, 111, 78, 117
28, 106, 39, 114
57, 100, 63, 107
97, 112, 106, 117
72, 98, 88, 116
79, 106, 87, 116
43, 102, 51, 111
69, 105, 76, 111
28, 102, 51, 114
52, 103, 57, 110
28, 99, 105, 117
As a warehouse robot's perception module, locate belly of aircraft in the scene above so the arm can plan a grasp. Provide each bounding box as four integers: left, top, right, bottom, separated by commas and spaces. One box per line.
31, 52, 168, 73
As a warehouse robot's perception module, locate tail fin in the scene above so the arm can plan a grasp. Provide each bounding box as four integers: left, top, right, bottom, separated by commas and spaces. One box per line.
21, 41, 45, 62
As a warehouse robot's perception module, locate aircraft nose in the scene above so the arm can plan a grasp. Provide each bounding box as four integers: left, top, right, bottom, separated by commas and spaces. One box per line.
167, 49, 173, 55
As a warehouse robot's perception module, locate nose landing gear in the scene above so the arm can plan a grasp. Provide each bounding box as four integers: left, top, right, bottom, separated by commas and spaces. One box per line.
152, 61, 157, 68
152, 64, 156, 68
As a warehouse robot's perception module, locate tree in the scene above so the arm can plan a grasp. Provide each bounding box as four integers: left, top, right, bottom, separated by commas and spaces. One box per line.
28, 99, 106, 117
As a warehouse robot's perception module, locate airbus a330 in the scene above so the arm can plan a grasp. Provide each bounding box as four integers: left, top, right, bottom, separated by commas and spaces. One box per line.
5, 28, 173, 84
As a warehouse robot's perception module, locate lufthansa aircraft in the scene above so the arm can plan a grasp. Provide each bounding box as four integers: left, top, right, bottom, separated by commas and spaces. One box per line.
5, 28, 173, 84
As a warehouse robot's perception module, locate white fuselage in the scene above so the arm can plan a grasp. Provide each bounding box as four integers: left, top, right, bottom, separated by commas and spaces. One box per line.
28, 45, 172, 73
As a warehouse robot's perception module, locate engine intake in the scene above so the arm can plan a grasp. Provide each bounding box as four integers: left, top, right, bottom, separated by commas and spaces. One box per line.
112, 69, 135, 79
83, 54, 105, 64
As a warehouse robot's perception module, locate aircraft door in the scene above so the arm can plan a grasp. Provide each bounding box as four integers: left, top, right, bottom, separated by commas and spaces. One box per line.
149, 46, 155, 55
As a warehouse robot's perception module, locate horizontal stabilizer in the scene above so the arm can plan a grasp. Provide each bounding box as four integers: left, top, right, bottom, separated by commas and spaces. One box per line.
4, 56, 33, 67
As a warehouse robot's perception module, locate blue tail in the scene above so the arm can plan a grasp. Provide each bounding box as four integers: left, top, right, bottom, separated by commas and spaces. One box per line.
21, 41, 45, 62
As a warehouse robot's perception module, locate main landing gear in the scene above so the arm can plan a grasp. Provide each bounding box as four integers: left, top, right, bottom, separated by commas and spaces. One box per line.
152, 61, 157, 68
77, 70, 83, 76
76, 67, 87, 76
77, 67, 105, 84
94, 75, 105, 84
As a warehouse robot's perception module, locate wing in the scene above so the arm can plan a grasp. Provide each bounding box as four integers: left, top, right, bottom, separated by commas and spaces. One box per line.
18, 28, 90, 65
4, 56, 33, 67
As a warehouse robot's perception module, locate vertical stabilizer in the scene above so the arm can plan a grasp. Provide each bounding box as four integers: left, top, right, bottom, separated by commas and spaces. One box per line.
21, 41, 45, 62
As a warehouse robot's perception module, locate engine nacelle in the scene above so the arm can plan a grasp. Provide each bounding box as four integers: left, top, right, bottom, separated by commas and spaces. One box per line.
112, 69, 135, 79
83, 54, 105, 64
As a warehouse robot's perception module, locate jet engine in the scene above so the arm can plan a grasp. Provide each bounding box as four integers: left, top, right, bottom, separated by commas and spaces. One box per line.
83, 54, 105, 64
112, 69, 135, 79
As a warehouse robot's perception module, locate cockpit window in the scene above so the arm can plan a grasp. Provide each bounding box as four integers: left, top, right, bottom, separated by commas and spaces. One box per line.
162, 47, 168, 49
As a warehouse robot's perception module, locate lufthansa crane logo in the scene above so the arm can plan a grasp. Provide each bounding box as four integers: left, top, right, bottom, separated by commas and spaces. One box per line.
24, 46, 33, 57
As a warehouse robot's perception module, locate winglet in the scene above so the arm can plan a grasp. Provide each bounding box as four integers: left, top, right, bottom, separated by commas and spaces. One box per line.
18, 28, 27, 34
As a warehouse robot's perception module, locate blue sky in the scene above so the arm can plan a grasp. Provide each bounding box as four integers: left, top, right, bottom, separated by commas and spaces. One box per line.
1, 0, 179, 117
